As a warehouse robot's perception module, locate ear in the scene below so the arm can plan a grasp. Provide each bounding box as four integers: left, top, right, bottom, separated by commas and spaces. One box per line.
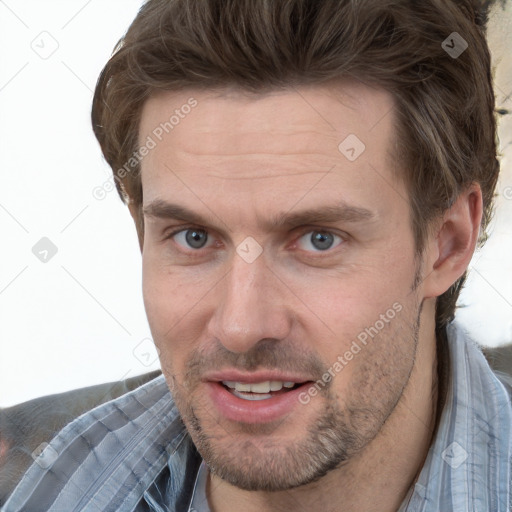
128, 202, 144, 253
422, 183, 483, 299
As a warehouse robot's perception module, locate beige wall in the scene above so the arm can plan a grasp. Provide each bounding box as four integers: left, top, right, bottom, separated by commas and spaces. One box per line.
489, 0, 512, 192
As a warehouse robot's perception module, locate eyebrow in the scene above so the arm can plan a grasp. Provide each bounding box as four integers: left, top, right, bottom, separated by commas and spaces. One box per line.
143, 200, 376, 231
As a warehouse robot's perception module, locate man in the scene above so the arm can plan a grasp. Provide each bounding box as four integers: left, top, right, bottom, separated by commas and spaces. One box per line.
3, 0, 511, 511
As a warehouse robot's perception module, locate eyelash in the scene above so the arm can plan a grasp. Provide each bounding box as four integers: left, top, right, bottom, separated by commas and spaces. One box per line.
163, 226, 346, 256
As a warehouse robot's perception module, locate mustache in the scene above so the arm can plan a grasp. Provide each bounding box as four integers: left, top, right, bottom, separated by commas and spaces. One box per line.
181, 339, 328, 387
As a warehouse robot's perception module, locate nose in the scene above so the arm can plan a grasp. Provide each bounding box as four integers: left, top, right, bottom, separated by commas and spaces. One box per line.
207, 251, 293, 354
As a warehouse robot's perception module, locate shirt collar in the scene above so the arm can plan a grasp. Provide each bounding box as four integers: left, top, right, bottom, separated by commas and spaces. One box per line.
400, 319, 512, 511
188, 461, 211, 512
181, 320, 512, 512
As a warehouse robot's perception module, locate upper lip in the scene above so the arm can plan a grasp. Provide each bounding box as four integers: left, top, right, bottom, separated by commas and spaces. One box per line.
203, 370, 313, 384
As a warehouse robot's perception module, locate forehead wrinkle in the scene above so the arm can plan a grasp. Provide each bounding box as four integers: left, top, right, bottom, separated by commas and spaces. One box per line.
203, 169, 333, 181
171, 131, 343, 158
164, 146, 343, 181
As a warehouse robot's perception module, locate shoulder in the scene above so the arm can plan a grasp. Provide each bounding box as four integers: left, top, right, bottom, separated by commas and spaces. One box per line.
482, 343, 512, 377
408, 323, 512, 511
481, 343, 512, 398
446, 320, 512, 398
0, 371, 187, 510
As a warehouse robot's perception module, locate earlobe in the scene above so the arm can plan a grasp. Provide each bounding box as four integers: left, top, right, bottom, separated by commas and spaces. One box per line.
422, 183, 483, 299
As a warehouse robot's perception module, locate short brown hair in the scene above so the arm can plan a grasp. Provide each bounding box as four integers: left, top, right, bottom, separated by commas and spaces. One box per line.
92, 0, 502, 332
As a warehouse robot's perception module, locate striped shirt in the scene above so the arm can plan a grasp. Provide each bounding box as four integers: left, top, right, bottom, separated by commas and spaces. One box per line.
3, 320, 511, 511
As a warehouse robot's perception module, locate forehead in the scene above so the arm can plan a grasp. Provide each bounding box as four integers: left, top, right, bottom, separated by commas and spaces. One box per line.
139, 81, 396, 159
137, 82, 407, 227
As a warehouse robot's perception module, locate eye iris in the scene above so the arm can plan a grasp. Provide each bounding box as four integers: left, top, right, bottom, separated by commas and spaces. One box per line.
185, 229, 208, 249
182, 230, 335, 250
311, 231, 334, 250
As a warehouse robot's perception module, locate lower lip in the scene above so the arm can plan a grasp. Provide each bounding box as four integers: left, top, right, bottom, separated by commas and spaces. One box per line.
207, 381, 312, 424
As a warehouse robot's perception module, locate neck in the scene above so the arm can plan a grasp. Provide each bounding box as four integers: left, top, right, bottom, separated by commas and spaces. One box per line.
207, 300, 443, 512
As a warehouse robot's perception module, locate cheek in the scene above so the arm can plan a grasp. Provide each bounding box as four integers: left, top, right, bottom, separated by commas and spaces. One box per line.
322, 294, 418, 407
141, 254, 214, 365
297, 260, 416, 371
301, 258, 412, 322
142, 250, 198, 322
142, 256, 188, 353
142, 256, 171, 327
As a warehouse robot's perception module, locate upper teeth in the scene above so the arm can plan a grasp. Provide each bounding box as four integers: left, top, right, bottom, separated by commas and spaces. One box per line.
222, 381, 296, 393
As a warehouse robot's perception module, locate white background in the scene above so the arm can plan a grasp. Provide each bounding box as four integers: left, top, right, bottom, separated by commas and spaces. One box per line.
1, 1, 511, 407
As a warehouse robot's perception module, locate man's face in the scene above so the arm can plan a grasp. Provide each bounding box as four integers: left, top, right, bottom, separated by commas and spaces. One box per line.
138, 83, 425, 491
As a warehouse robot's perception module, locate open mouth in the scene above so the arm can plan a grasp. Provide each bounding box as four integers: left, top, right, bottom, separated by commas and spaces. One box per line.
221, 380, 305, 401
208, 377, 315, 423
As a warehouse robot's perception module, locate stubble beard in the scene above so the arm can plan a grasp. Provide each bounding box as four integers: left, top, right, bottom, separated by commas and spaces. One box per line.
166, 298, 422, 492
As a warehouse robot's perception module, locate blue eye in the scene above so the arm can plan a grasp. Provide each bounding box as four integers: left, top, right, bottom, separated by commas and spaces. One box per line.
172, 228, 211, 249
296, 231, 343, 252
167, 227, 344, 254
